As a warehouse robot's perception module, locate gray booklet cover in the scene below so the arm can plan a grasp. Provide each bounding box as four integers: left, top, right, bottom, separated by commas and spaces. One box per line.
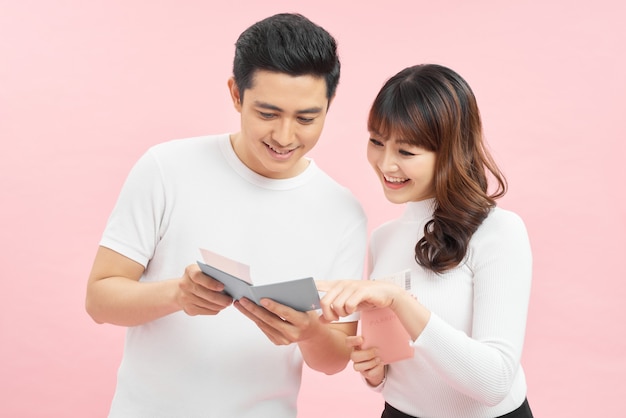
197, 249, 321, 312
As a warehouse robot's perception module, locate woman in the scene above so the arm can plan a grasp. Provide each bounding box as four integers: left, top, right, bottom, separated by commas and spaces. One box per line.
317, 64, 534, 417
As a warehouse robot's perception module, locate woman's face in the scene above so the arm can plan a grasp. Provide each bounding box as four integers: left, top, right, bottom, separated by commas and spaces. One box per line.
367, 132, 437, 204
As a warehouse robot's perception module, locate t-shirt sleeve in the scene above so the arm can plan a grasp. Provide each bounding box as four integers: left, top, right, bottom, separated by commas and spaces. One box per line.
331, 215, 368, 279
327, 204, 368, 323
100, 148, 165, 267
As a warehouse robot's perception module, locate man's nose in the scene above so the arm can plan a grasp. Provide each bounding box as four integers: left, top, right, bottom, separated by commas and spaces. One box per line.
273, 119, 296, 147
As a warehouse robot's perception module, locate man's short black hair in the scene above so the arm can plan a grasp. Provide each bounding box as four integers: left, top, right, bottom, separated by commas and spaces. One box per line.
233, 13, 340, 102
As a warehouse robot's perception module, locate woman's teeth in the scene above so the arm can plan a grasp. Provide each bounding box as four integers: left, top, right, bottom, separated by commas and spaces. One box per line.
384, 175, 408, 183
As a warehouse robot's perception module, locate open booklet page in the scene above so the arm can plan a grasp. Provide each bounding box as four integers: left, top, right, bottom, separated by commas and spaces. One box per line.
360, 269, 415, 364
197, 248, 321, 312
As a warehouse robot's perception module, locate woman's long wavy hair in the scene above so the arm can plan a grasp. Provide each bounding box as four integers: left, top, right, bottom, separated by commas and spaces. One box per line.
368, 64, 507, 273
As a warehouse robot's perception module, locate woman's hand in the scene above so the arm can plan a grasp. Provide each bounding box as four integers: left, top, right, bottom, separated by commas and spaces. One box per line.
346, 335, 386, 387
316, 279, 406, 321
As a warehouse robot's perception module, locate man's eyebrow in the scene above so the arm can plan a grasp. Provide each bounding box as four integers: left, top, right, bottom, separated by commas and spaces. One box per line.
253, 101, 323, 114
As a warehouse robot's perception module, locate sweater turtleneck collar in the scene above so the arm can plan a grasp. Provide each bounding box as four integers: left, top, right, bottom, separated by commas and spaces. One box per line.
401, 198, 437, 222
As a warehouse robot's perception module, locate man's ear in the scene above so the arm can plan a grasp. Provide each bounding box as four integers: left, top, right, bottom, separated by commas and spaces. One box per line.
326, 94, 336, 112
228, 77, 242, 112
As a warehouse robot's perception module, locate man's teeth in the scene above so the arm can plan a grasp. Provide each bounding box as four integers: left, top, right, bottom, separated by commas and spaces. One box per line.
384, 175, 408, 183
267, 144, 292, 154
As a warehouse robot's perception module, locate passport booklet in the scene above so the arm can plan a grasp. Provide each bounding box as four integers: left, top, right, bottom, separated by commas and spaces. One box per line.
197, 248, 321, 312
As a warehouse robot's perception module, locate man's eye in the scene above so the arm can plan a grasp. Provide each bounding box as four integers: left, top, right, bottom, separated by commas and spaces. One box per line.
259, 112, 275, 119
298, 117, 315, 124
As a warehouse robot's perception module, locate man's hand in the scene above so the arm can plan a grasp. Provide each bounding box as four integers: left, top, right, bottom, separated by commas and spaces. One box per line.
177, 264, 234, 316
233, 297, 321, 345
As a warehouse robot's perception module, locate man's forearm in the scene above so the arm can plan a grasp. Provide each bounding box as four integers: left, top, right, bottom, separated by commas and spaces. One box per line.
86, 277, 181, 326
298, 321, 357, 374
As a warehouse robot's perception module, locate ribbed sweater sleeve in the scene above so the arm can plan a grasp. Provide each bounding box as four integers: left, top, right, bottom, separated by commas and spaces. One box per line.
412, 209, 532, 405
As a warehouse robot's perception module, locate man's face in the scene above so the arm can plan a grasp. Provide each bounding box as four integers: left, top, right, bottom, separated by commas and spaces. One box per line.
229, 70, 330, 179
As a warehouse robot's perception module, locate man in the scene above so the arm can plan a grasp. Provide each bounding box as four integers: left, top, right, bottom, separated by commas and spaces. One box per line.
86, 13, 367, 417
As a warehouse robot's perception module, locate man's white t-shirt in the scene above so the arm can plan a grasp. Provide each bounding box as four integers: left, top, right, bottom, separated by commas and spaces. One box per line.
101, 134, 367, 418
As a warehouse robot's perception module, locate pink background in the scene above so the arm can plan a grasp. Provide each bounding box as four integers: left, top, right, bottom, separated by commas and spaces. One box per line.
1, 1, 624, 416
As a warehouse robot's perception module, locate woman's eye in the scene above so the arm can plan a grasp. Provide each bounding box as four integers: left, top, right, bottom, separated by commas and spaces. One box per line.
399, 149, 416, 156
369, 138, 383, 146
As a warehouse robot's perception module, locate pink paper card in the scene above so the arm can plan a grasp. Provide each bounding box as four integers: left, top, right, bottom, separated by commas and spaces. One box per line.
200, 248, 252, 284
